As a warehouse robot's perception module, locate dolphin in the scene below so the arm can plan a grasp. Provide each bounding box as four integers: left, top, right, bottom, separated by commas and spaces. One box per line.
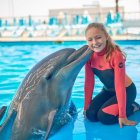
0, 106, 7, 122
0, 45, 92, 140
0, 110, 17, 140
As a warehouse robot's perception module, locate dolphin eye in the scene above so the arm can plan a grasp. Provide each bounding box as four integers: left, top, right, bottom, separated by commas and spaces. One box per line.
45, 74, 53, 80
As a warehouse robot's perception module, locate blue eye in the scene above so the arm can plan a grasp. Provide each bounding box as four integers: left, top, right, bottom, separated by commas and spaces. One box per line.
96, 36, 101, 39
87, 38, 93, 41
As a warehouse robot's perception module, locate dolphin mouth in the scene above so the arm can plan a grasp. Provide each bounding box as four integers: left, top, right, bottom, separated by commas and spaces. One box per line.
44, 45, 92, 81
64, 45, 91, 66
55, 45, 92, 79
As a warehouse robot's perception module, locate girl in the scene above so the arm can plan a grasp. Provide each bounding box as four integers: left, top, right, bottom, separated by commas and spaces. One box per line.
84, 23, 140, 128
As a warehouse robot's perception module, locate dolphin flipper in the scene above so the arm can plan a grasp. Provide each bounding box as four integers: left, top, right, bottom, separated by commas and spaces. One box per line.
44, 110, 57, 140
0, 106, 7, 122
45, 106, 74, 140
0, 110, 17, 140
69, 101, 77, 117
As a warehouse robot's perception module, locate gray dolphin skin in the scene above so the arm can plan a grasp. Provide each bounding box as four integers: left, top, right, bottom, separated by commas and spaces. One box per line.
0, 106, 7, 122
0, 45, 92, 140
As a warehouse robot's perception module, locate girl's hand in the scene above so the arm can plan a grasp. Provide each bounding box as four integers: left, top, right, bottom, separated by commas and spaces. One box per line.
118, 117, 138, 128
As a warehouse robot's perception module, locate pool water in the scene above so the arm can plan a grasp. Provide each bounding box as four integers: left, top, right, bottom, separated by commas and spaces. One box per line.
0, 41, 140, 140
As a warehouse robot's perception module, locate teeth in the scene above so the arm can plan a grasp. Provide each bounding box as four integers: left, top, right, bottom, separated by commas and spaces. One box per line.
94, 45, 99, 48
96, 45, 101, 48
91, 44, 101, 48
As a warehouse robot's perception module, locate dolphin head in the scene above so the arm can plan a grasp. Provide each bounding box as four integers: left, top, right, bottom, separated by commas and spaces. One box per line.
38, 45, 93, 108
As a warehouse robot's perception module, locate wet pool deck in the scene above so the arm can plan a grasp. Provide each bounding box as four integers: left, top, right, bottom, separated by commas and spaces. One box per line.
50, 107, 140, 140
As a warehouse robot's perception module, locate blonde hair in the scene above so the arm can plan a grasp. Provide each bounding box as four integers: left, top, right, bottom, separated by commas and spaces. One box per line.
85, 23, 126, 60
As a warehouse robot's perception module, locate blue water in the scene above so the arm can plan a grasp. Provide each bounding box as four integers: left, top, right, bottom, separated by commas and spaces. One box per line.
0, 41, 140, 140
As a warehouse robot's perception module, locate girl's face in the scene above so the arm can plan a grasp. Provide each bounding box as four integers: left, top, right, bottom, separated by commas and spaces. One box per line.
86, 27, 107, 52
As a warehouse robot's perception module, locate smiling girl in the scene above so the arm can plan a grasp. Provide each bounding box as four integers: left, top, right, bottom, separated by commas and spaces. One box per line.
84, 23, 140, 128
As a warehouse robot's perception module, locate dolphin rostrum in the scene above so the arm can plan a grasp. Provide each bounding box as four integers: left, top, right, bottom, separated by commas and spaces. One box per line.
0, 45, 92, 140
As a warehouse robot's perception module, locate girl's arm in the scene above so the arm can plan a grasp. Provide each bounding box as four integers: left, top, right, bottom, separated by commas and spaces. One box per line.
84, 60, 94, 111
113, 51, 126, 118
113, 51, 137, 127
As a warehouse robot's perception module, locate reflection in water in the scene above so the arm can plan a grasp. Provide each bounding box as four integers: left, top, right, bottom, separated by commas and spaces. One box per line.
48, 116, 76, 140
84, 111, 140, 140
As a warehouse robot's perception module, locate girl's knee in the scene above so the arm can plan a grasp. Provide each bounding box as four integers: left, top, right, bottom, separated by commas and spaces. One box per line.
97, 110, 118, 124
86, 109, 98, 122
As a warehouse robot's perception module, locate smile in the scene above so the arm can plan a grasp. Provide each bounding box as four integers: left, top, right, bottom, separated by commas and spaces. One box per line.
92, 44, 102, 48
